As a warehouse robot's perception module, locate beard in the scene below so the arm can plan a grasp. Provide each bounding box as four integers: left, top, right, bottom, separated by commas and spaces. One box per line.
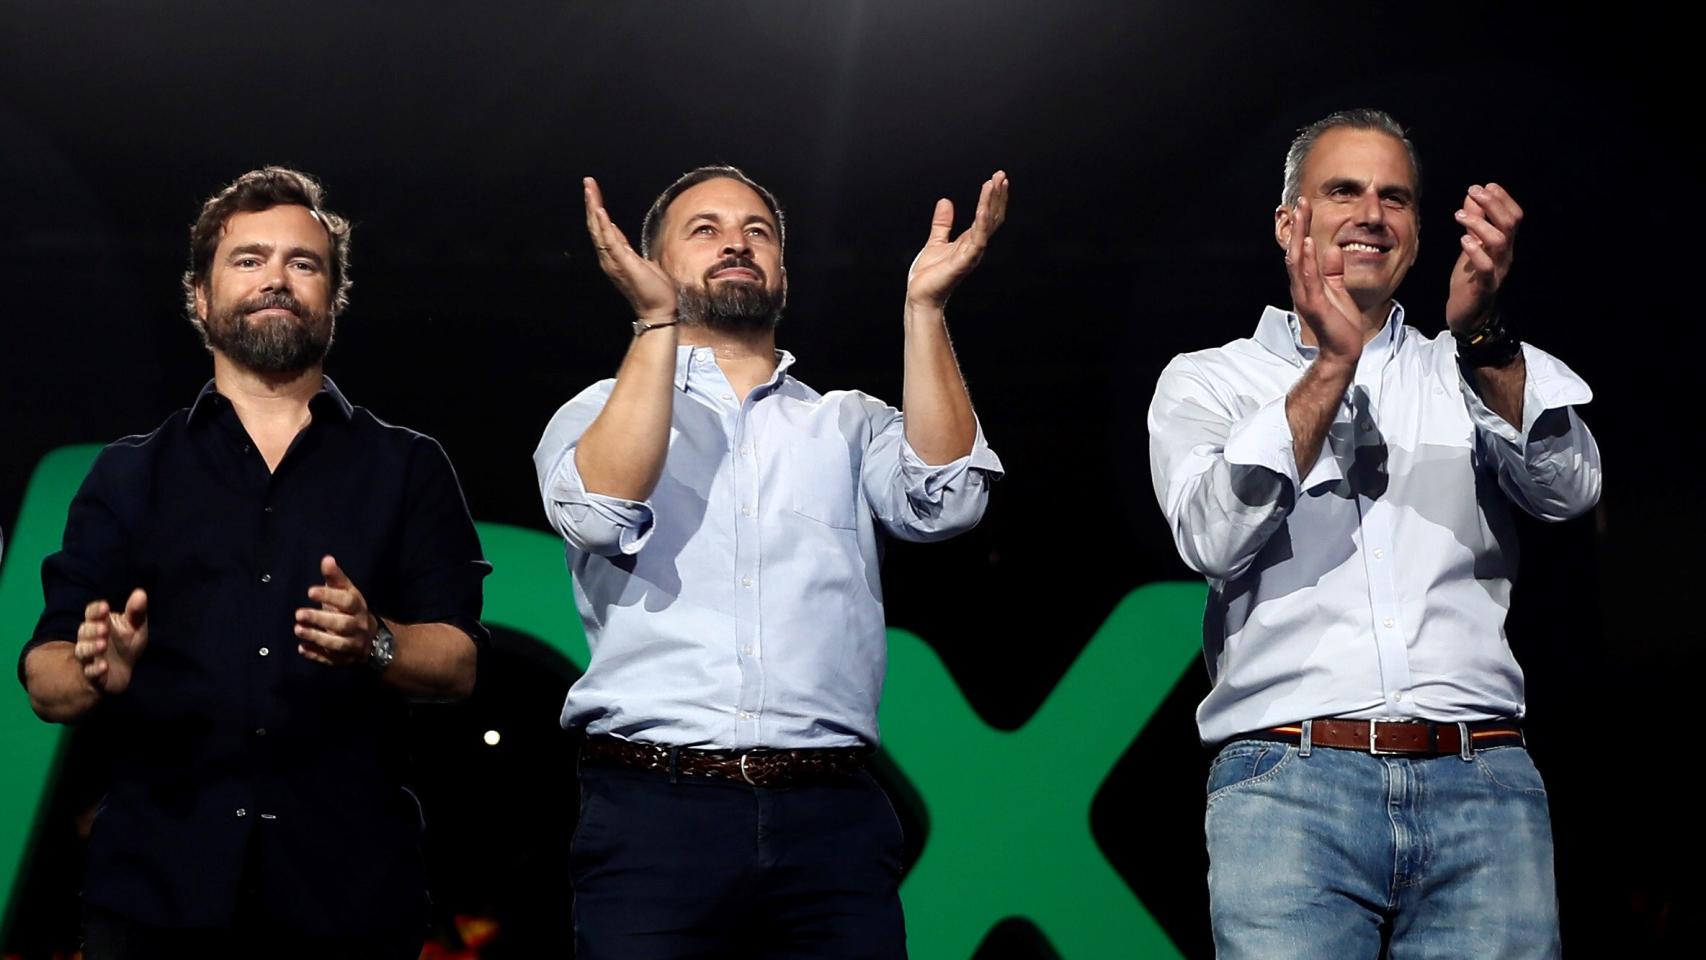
202, 291, 335, 375
676, 256, 785, 333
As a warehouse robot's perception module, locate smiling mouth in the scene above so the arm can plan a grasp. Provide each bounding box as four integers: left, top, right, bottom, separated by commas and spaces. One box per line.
711, 267, 760, 281
1341, 242, 1389, 255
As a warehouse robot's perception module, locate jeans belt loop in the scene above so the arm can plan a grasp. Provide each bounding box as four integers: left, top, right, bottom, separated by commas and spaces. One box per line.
1457, 721, 1474, 761
667, 745, 680, 784
1299, 719, 1314, 758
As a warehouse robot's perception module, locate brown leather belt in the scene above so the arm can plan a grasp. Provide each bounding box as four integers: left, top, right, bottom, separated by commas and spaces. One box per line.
1245, 718, 1524, 756
579, 735, 870, 786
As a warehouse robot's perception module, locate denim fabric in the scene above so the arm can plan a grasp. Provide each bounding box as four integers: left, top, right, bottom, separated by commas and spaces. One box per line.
1205, 738, 1559, 959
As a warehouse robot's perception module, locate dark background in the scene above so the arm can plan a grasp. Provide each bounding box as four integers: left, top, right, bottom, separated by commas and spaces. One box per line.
2, 1, 1697, 956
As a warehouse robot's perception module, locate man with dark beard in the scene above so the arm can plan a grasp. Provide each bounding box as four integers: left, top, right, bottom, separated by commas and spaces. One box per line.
20, 167, 489, 959
533, 165, 1007, 958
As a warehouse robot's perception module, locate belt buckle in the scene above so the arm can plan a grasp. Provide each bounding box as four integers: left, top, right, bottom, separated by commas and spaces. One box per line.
1367, 721, 1401, 756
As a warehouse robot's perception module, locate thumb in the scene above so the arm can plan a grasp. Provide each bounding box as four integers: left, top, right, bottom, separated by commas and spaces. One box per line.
124, 589, 149, 629
926, 198, 954, 244
321, 554, 351, 588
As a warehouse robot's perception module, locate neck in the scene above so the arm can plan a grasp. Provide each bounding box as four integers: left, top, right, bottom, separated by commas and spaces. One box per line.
678, 324, 779, 400
212, 352, 322, 428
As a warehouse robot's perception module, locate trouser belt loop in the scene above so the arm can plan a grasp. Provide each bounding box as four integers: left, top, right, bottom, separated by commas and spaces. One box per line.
1299, 719, 1314, 758
1457, 721, 1474, 761
667, 745, 680, 784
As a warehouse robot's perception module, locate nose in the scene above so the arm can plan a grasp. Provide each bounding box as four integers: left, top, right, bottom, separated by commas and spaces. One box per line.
1354, 190, 1385, 227
720, 233, 752, 259
259, 257, 291, 293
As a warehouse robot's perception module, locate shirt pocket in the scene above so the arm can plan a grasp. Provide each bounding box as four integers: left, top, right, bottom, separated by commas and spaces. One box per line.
784, 434, 860, 530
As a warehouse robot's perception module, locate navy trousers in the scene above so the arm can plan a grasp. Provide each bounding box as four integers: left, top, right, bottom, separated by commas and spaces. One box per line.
571, 763, 907, 959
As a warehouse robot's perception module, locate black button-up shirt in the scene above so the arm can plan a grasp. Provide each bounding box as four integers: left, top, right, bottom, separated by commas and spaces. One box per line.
22, 378, 490, 936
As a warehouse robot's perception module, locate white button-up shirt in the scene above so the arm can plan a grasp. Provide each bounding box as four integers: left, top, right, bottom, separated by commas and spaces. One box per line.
535, 347, 1002, 749
1148, 304, 1601, 744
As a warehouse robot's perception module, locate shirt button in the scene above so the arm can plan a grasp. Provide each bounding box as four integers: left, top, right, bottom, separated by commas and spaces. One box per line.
742, 645, 754, 656
1393, 691, 1405, 702
1382, 618, 1395, 629
721, 393, 734, 401
236, 808, 247, 817
1373, 549, 1385, 560
739, 710, 756, 719
258, 647, 270, 657
741, 505, 754, 517
264, 505, 274, 514
260, 573, 272, 584
255, 728, 267, 737
741, 576, 753, 588
739, 444, 752, 456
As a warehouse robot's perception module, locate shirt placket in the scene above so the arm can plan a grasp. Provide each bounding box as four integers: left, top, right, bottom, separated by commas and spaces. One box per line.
708, 367, 766, 746
1358, 330, 1412, 714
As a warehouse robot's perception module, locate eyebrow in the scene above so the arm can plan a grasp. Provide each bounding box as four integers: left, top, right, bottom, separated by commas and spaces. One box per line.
227, 242, 326, 265
682, 211, 776, 232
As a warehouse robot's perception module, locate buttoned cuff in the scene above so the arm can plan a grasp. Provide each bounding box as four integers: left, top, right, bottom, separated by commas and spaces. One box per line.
1223, 393, 1342, 495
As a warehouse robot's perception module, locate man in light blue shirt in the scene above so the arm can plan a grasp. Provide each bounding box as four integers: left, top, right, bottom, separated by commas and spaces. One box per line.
1149, 110, 1599, 958
534, 165, 1006, 958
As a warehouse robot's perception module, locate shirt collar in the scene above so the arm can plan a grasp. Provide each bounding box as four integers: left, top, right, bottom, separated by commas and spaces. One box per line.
1255, 301, 1407, 366
186, 374, 355, 426
673, 345, 797, 393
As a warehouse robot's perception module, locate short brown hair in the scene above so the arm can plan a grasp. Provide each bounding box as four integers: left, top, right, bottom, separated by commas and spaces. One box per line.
181, 167, 352, 326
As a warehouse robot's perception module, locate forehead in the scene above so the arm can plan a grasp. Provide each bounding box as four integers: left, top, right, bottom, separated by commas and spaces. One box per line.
664, 177, 775, 229
216, 204, 331, 256
1302, 128, 1417, 190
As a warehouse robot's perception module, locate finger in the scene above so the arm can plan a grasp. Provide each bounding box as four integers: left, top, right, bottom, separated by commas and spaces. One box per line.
321, 555, 352, 589
296, 607, 360, 635
294, 622, 361, 653
1454, 210, 1508, 258
985, 171, 1009, 230
966, 177, 998, 241
75, 635, 107, 662
1470, 183, 1522, 235
297, 642, 338, 666
84, 599, 110, 623
84, 658, 108, 679
306, 584, 360, 612
926, 198, 954, 245
124, 589, 148, 629
584, 177, 607, 241
1460, 233, 1498, 274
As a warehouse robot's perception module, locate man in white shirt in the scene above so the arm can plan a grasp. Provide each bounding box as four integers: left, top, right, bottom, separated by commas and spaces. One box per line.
1148, 108, 1599, 958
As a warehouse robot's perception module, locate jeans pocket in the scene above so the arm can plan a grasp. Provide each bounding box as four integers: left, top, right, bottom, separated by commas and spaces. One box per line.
1473, 745, 1549, 797
1206, 741, 1298, 806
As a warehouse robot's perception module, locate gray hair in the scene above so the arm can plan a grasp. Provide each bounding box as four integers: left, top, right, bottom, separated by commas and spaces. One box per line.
1280, 108, 1420, 207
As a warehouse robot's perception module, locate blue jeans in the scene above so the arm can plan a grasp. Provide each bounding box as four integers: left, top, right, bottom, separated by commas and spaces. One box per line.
1205, 734, 1560, 959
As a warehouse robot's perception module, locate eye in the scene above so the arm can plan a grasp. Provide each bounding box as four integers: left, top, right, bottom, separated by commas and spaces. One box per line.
1381, 195, 1411, 209
693, 224, 717, 235
289, 259, 320, 272
746, 226, 770, 240
235, 256, 262, 268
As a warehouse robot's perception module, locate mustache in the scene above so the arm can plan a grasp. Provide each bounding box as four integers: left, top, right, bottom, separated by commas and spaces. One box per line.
703, 256, 765, 285
237, 291, 305, 319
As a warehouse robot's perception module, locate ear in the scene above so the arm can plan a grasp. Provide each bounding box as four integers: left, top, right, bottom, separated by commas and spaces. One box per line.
193, 283, 209, 322
1274, 204, 1294, 251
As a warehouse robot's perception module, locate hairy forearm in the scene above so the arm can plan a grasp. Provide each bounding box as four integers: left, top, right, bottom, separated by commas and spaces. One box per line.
22, 641, 101, 723
575, 327, 679, 500
380, 620, 478, 701
1470, 353, 1527, 428
901, 302, 977, 464
1285, 357, 1354, 474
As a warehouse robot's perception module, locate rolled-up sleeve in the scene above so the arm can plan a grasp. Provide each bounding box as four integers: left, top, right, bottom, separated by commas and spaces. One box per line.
1458, 342, 1602, 521
532, 382, 656, 556
1148, 356, 1327, 581
859, 398, 1003, 543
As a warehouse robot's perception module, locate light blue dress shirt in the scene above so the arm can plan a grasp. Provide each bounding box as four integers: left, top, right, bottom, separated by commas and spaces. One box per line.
1148, 304, 1601, 744
534, 346, 1003, 749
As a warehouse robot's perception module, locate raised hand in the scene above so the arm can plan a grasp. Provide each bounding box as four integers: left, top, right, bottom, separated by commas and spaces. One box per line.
905, 171, 1010, 311
1286, 197, 1367, 367
584, 177, 678, 324
74, 589, 148, 694
1445, 183, 1521, 334
295, 555, 379, 667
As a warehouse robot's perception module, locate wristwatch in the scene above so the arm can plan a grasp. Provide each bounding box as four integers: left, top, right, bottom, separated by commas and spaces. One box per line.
367, 620, 396, 673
